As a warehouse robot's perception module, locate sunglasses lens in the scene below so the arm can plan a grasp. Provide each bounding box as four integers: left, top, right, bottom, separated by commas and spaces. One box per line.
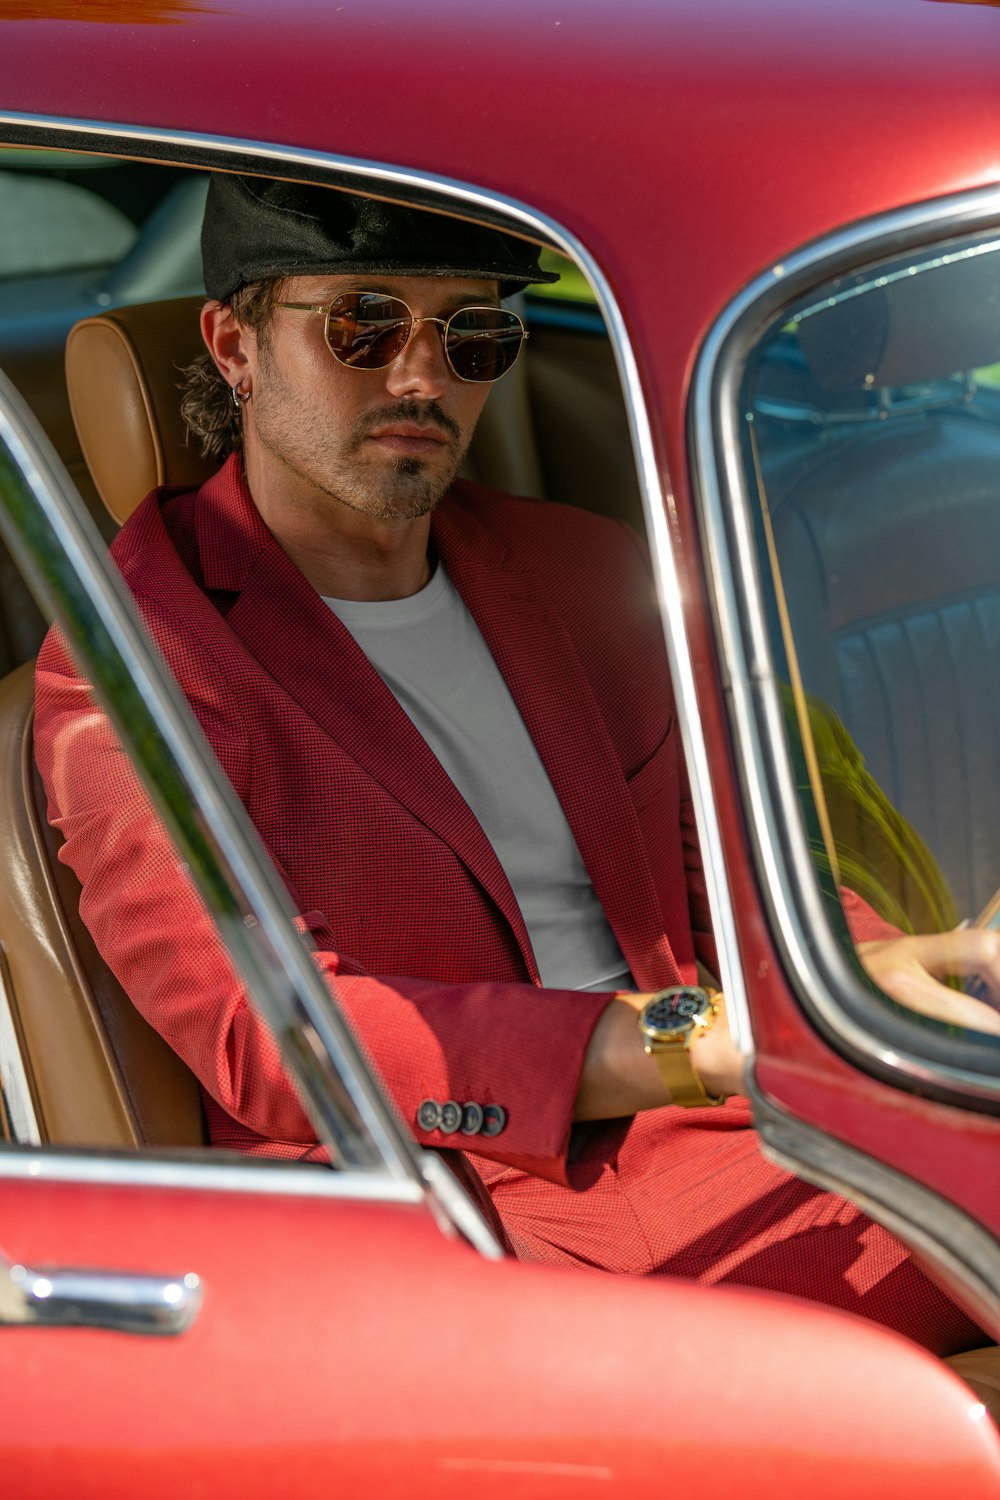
326, 294, 412, 369
324, 296, 525, 382
446, 308, 524, 382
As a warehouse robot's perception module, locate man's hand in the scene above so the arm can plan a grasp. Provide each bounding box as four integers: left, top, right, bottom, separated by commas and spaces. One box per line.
857, 928, 1000, 1035
574, 928, 1000, 1123
574, 990, 745, 1121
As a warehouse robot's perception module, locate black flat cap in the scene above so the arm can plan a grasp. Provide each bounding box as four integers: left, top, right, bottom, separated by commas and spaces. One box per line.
202, 174, 560, 301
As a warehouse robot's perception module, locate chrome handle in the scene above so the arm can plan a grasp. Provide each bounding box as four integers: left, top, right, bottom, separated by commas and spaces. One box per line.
0, 1256, 201, 1336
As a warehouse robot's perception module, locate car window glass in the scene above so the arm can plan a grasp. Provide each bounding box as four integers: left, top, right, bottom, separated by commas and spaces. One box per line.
742, 229, 1000, 1039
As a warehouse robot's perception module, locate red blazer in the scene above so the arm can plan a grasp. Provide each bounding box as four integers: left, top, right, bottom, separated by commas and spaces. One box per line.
34, 458, 886, 1177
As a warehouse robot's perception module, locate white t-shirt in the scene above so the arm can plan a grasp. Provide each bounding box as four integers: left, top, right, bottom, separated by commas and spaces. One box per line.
324, 565, 632, 992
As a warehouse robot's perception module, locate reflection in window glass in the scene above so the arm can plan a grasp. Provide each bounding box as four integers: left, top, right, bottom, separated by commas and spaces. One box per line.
530, 248, 595, 303
742, 232, 1000, 1004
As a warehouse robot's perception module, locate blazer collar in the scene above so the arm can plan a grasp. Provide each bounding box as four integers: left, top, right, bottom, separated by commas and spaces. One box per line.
195, 455, 274, 592
190, 459, 679, 988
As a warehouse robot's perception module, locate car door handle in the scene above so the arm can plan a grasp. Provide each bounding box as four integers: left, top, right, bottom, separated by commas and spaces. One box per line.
0, 1253, 202, 1336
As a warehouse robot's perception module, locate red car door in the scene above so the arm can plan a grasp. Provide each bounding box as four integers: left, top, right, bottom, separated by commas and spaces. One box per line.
679, 182, 1000, 1343
4, 1160, 999, 1500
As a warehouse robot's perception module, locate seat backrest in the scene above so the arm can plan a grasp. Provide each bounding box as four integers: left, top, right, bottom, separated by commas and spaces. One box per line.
0, 661, 205, 1147
65, 296, 214, 525
769, 406, 1000, 921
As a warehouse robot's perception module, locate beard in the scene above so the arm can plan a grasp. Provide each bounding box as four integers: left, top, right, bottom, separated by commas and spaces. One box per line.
377, 454, 438, 517
252, 366, 467, 522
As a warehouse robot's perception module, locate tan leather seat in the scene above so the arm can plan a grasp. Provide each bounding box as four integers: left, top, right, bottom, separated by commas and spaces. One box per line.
0, 661, 204, 1147
0, 298, 227, 1146
65, 296, 214, 524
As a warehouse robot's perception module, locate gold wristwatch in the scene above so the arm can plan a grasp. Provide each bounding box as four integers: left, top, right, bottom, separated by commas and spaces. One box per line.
638, 985, 724, 1108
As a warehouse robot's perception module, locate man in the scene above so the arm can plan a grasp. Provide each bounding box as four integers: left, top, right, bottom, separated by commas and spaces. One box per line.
34, 175, 1000, 1355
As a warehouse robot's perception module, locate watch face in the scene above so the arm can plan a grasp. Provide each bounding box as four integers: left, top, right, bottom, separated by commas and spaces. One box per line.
644, 987, 708, 1036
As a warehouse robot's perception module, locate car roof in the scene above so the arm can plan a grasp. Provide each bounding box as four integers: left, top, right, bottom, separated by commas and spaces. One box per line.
2, 0, 1000, 403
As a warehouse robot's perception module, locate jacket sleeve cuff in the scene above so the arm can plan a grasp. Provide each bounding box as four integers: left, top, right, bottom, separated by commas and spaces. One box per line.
318, 961, 614, 1188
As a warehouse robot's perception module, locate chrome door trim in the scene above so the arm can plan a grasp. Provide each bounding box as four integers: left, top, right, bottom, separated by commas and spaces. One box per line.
0, 1147, 426, 1202
0, 108, 754, 1056
691, 182, 1000, 1107
749, 1077, 1000, 1337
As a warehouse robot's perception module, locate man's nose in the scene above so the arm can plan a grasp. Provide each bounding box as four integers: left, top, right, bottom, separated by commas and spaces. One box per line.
383, 318, 451, 400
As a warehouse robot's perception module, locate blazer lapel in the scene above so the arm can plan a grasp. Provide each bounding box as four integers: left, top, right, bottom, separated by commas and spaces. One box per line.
435, 494, 684, 991
194, 462, 539, 977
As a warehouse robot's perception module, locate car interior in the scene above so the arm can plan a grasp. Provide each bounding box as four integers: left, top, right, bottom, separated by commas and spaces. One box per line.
748, 239, 1000, 928
0, 152, 996, 1155
0, 156, 643, 1152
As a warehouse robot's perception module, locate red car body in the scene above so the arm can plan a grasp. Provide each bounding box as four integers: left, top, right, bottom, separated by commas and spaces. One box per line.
0, 0, 999, 1493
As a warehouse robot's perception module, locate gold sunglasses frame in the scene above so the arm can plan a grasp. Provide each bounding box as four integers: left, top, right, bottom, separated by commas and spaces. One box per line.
275, 293, 529, 383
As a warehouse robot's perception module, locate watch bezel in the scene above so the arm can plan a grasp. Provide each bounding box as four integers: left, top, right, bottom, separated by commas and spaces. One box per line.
639, 985, 714, 1045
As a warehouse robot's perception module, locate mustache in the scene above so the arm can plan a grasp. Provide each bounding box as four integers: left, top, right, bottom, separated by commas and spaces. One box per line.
349, 400, 462, 446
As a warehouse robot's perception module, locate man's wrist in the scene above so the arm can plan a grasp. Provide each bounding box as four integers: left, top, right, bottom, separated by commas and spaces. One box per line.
637, 986, 724, 1107
574, 994, 670, 1120
574, 989, 745, 1121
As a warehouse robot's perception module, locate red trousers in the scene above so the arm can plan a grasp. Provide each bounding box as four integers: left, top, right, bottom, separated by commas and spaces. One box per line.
483, 1101, 983, 1357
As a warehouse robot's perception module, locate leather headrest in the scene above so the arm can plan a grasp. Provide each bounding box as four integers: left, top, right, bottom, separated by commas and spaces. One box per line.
65, 297, 215, 527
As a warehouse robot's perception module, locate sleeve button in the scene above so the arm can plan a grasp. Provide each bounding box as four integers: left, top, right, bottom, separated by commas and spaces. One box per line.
416, 1099, 441, 1132
438, 1100, 462, 1134
481, 1104, 507, 1138
460, 1102, 484, 1136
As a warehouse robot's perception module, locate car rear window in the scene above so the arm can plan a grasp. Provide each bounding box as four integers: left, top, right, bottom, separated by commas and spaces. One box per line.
737, 226, 1000, 1070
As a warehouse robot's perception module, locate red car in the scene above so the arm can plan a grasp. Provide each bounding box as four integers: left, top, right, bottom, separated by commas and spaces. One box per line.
0, 0, 999, 1493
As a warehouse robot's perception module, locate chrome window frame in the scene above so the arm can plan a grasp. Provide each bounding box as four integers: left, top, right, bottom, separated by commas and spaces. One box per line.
691, 183, 1000, 1111
0, 1147, 426, 1203
0, 114, 753, 1210
0, 956, 40, 1147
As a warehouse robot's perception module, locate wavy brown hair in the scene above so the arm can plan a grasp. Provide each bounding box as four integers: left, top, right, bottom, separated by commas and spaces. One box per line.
178, 278, 286, 462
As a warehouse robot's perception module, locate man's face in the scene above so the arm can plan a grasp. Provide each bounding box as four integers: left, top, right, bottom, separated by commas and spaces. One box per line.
244, 273, 497, 524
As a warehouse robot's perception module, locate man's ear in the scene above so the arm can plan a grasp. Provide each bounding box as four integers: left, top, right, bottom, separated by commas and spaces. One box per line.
200, 300, 253, 388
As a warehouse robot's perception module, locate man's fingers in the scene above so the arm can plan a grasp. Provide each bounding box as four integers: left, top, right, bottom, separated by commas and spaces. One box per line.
871, 962, 1000, 1036
857, 928, 1000, 1036
911, 927, 1000, 1002
900, 925, 999, 971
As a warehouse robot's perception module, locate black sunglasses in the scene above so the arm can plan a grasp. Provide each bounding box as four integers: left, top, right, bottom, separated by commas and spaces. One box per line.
276, 291, 528, 384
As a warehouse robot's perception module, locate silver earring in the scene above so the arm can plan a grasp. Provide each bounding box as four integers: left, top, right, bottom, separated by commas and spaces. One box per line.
230, 384, 250, 412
